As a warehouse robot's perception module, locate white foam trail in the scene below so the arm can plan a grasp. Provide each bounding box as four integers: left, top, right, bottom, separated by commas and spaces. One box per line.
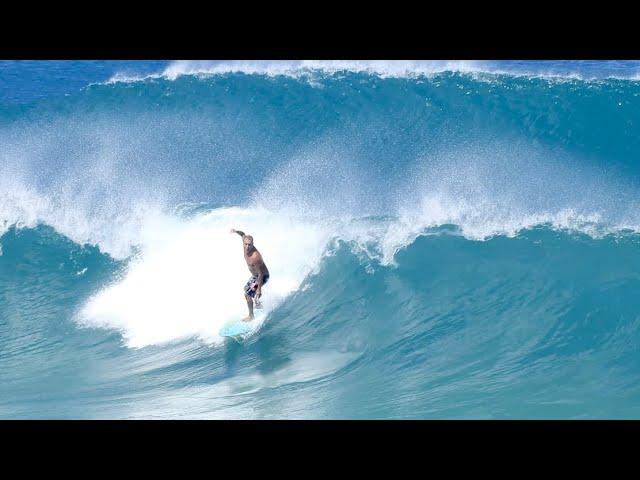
78, 207, 333, 348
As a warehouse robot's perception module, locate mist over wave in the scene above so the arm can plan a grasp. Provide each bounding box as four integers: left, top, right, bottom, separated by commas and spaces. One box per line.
4, 69, 640, 256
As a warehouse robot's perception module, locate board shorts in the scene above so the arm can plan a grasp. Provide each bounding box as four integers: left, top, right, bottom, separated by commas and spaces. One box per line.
244, 274, 269, 298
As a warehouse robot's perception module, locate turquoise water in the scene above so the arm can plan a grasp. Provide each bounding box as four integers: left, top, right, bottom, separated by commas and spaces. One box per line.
1, 61, 640, 418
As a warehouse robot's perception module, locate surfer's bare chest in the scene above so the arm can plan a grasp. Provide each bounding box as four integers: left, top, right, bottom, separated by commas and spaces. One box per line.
244, 251, 262, 274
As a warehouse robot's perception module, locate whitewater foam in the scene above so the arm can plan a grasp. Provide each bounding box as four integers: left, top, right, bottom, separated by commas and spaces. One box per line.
77, 207, 334, 347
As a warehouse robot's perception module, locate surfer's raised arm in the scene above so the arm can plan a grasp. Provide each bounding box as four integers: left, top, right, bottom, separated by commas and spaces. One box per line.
228, 229, 269, 321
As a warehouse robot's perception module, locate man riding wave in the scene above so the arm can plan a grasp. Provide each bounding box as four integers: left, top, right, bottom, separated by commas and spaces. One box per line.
230, 229, 270, 321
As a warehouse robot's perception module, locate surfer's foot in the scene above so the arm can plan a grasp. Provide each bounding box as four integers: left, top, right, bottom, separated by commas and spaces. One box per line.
242, 315, 254, 322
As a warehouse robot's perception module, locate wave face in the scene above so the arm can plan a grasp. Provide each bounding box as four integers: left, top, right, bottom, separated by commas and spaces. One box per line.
2, 61, 640, 418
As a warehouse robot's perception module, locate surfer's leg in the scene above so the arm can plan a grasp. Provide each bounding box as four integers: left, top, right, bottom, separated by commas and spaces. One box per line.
243, 293, 254, 321
242, 277, 256, 321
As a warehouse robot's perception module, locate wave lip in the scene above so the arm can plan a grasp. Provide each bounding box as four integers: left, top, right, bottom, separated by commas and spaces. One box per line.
161, 60, 492, 80
102, 60, 640, 84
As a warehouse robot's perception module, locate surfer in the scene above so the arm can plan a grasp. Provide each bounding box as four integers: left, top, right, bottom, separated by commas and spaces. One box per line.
230, 229, 270, 321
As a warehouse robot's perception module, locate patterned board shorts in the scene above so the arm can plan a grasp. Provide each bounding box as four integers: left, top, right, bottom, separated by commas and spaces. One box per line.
244, 274, 269, 298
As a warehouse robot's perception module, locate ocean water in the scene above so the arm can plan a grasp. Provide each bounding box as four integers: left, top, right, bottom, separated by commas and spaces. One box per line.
2, 60, 640, 418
